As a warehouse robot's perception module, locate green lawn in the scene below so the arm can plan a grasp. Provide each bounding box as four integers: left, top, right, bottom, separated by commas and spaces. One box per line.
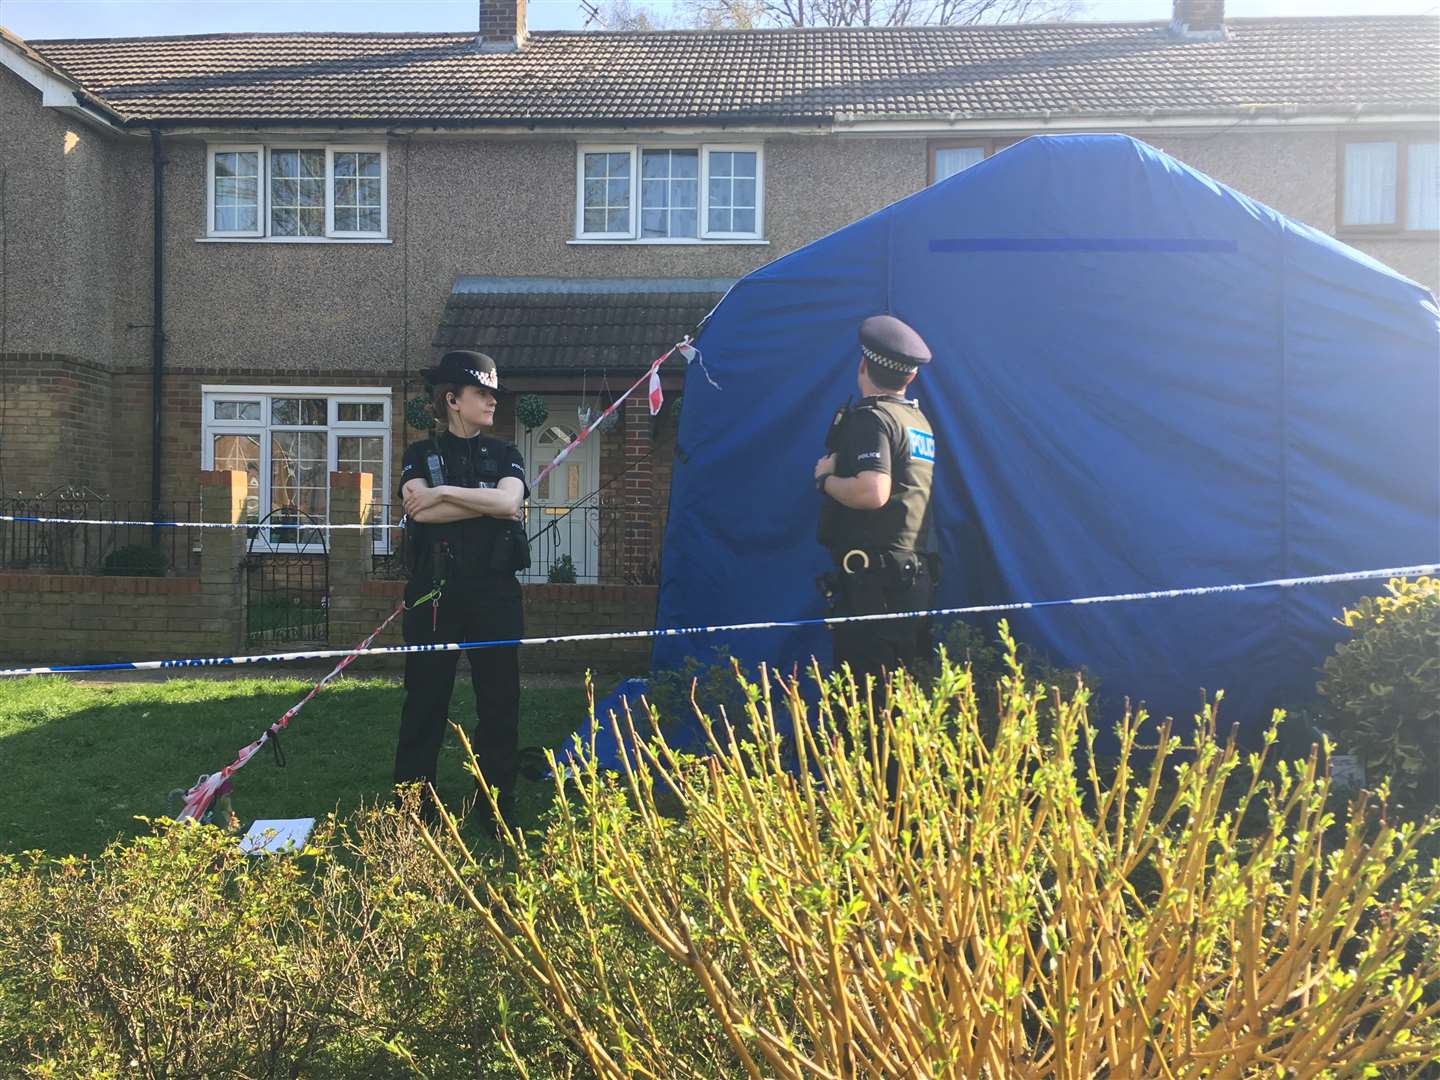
0, 675, 588, 857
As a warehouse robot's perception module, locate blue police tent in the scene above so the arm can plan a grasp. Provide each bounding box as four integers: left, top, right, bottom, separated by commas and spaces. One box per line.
651, 134, 1440, 732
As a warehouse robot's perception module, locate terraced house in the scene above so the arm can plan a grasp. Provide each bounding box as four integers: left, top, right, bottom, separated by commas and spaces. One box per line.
1, 0, 1437, 596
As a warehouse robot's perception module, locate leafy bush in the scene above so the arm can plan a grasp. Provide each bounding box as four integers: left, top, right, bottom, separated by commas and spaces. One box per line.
547, 553, 578, 584
4, 638, 1438, 1077
430, 625, 1440, 1077
939, 618, 1092, 738
101, 543, 168, 577
0, 798, 573, 1079
646, 644, 752, 736
1319, 576, 1440, 813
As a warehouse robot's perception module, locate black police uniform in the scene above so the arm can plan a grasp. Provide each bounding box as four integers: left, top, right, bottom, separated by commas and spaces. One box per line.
818, 318, 937, 685
393, 354, 530, 818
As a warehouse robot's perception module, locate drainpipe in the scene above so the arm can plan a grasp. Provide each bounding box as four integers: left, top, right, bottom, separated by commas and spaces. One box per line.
150, 129, 164, 532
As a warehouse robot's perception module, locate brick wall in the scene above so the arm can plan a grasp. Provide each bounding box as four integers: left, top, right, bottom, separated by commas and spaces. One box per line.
0, 354, 113, 497
0, 574, 217, 662
0, 469, 246, 663
623, 394, 656, 583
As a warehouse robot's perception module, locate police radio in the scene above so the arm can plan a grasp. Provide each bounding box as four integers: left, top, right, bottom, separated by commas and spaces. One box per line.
425, 442, 447, 488
825, 396, 853, 454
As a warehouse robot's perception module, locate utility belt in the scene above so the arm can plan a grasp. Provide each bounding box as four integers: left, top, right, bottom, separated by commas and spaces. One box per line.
835, 548, 938, 583
402, 519, 531, 579
817, 548, 940, 617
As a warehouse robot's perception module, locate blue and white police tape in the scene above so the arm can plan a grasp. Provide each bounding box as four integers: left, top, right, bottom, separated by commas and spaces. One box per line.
0, 514, 400, 529
0, 563, 1433, 678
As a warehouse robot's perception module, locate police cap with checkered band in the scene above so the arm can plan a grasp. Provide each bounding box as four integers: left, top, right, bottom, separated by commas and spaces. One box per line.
423, 350, 509, 394
859, 315, 932, 374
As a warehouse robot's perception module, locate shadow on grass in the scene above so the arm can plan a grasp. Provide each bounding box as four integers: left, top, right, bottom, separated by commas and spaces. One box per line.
0, 676, 586, 857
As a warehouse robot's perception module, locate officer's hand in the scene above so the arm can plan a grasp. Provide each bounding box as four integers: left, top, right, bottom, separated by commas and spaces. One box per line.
814, 453, 837, 481
403, 483, 445, 518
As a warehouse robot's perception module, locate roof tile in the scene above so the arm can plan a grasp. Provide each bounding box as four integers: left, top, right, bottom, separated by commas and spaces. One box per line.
434, 277, 730, 371
25, 18, 1438, 126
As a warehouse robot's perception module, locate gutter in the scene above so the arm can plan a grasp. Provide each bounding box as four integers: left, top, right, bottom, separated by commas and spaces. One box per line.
828, 106, 1440, 134
94, 105, 1438, 141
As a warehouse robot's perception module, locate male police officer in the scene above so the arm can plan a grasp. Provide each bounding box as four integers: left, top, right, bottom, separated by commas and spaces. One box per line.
815, 315, 937, 686
395, 350, 530, 825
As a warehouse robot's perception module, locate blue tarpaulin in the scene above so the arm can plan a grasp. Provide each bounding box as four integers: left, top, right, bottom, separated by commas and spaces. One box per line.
651, 134, 1440, 733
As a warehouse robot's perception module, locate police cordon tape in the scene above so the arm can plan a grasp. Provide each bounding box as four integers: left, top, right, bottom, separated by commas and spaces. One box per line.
3, 563, 1434, 679
0, 339, 695, 535
0, 514, 402, 529
174, 603, 406, 821
48, 559, 1440, 822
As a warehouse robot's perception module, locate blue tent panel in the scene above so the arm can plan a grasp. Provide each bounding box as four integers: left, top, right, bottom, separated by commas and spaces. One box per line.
654, 135, 1439, 730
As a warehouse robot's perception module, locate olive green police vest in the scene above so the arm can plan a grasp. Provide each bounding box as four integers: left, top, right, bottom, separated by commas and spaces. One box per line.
817, 396, 935, 558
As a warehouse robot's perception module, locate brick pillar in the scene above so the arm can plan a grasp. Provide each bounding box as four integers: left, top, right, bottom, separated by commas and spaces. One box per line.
200, 470, 248, 653
327, 471, 374, 645
622, 395, 655, 583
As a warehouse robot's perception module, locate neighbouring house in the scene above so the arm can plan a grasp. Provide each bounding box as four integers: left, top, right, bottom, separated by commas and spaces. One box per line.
0, 0, 1436, 598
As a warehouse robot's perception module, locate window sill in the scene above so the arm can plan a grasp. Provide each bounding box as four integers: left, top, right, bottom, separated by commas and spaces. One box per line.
195, 236, 393, 245
1336, 230, 1439, 242
568, 237, 769, 247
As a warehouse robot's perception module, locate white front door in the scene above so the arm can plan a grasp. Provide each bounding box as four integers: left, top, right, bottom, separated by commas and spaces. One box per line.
519, 398, 601, 583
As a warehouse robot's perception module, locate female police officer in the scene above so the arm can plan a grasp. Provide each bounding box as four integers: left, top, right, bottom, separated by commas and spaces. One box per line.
394, 350, 530, 826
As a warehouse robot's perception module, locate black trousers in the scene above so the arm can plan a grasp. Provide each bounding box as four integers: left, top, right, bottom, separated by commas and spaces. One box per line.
393, 573, 523, 804
831, 562, 935, 688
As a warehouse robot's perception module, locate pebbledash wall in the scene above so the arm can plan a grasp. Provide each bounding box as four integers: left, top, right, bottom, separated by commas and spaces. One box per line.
7, 56, 1438, 510
0, 471, 656, 674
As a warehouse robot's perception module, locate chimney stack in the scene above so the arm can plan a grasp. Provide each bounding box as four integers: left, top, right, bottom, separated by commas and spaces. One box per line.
1172, 0, 1226, 40
478, 0, 527, 52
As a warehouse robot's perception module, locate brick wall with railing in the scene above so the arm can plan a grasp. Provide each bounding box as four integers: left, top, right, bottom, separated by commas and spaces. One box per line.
0, 470, 246, 663
0, 470, 657, 675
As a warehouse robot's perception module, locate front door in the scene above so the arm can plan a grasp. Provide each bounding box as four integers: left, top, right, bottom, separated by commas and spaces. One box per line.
519, 398, 601, 583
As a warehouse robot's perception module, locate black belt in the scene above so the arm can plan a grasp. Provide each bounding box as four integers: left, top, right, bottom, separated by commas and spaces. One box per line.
834, 548, 929, 576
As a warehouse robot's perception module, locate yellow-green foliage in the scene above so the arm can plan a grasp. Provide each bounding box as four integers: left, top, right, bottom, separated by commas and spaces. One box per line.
3, 632, 1437, 1078
1319, 576, 1440, 812
427, 625, 1440, 1078
0, 804, 577, 1079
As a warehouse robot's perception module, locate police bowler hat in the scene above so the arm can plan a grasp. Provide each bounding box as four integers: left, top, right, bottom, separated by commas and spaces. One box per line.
423, 350, 509, 394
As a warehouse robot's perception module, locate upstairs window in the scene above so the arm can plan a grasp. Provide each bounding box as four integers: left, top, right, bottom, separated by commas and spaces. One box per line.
576, 143, 763, 242
928, 138, 1020, 185
1340, 136, 1439, 234
206, 144, 387, 240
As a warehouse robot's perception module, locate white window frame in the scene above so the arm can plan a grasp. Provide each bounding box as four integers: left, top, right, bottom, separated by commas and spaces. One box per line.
265, 143, 329, 239
206, 144, 265, 238
325, 145, 389, 239
576, 144, 640, 240
204, 144, 389, 242
700, 142, 764, 241
573, 142, 765, 243
201, 386, 393, 554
